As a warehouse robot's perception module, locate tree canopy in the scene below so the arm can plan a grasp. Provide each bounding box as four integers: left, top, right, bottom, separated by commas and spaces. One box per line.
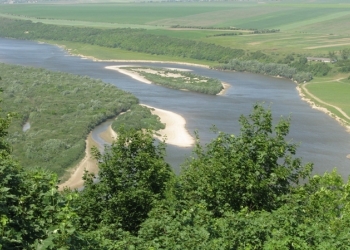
1, 102, 350, 249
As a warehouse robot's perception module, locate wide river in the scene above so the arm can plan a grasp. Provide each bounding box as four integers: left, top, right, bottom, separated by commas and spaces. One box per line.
0, 38, 349, 177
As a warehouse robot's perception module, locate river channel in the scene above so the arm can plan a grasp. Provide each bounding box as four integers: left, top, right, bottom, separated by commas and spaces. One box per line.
0, 38, 349, 177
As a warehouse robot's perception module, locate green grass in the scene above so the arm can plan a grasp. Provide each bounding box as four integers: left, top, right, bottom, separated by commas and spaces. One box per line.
2, 2, 350, 57
302, 75, 350, 123
0, 3, 231, 25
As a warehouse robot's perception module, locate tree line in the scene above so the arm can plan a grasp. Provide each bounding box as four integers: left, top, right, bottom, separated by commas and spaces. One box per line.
0, 18, 245, 63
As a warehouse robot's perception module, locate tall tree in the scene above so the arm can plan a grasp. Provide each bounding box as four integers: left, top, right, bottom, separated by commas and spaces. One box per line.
178, 104, 313, 215
74, 129, 173, 235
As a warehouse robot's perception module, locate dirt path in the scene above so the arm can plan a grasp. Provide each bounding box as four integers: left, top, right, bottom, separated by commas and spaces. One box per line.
301, 80, 350, 121
297, 78, 350, 133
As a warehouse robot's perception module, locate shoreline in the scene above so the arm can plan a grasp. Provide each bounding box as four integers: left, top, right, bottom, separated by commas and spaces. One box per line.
56, 43, 209, 69
218, 82, 230, 96
296, 85, 350, 134
105, 65, 152, 84
59, 105, 194, 189
141, 104, 195, 148
58, 132, 99, 191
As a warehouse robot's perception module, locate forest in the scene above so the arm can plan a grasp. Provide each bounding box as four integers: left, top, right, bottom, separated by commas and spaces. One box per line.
0, 63, 140, 176
2, 102, 350, 249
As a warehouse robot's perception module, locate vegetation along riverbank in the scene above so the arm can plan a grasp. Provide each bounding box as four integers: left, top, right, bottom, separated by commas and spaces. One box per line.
0, 63, 140, 177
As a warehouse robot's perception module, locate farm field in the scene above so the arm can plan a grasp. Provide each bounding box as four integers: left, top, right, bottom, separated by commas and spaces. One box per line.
1, 2, 350, 55
0, 1, 349, 124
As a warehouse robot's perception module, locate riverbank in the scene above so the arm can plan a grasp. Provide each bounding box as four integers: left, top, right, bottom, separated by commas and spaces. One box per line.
58, 132, 99, 191
296, 84, 350, 134
142, 104, 194, 147
59, 105, 194, 189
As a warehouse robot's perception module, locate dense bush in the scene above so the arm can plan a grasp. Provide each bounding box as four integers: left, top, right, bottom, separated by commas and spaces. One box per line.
0, 63, 138, 175
215, 59, 313, 83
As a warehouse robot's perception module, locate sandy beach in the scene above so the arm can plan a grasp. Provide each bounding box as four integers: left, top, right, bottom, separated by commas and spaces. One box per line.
58, 133, 99, 190
105, 65, 152, 84
142, 104, 195, 147
218, 82, 230, 96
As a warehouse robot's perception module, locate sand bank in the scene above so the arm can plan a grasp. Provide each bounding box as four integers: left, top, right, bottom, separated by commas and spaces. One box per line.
142, 104, 194, 147
217, 82, 230, 96
58, 133, 99, 190
105, 65, 152, 84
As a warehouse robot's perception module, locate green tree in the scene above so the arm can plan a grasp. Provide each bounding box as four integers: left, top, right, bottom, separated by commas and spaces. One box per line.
74, 129, 173, 235
178, 104, 313, 215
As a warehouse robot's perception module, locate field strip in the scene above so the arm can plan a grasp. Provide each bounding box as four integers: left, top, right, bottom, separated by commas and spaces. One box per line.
305, 42, 350, 49
277, 11, 350, 31
0, 13, 158, 29
300, 80, 350, 122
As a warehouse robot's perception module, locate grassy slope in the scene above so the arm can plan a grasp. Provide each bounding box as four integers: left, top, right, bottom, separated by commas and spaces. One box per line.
0, 1, 349, 122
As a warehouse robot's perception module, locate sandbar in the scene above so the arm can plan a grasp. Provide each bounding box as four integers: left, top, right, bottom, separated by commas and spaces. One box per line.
58, 133, 98, 190
217, 82, 230, 96
105, 65, 152, 84
141, 104, 194, 147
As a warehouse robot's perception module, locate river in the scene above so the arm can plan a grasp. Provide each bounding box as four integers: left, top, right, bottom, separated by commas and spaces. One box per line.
0, 38, 349, 177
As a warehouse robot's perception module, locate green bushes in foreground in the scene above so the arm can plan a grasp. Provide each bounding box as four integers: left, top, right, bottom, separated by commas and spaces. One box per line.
0, 63, 138, 175
2, 104, 350, 249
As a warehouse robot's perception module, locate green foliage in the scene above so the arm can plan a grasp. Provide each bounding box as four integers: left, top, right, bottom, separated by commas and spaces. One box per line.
0, 63, 137, 175
215, 59, 313, 83
112, 104, 165, 133
74, 129, 173, 234
1, 98, 350, 248
0, 96, 80, 249
126, 67, 223, 95
178, 104, 313, 215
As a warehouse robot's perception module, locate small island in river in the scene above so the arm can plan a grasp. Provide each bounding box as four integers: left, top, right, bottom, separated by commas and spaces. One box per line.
111, 66, 226, 95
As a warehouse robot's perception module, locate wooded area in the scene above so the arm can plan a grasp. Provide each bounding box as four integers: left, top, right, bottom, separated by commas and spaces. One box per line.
1, 103, 349, 249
